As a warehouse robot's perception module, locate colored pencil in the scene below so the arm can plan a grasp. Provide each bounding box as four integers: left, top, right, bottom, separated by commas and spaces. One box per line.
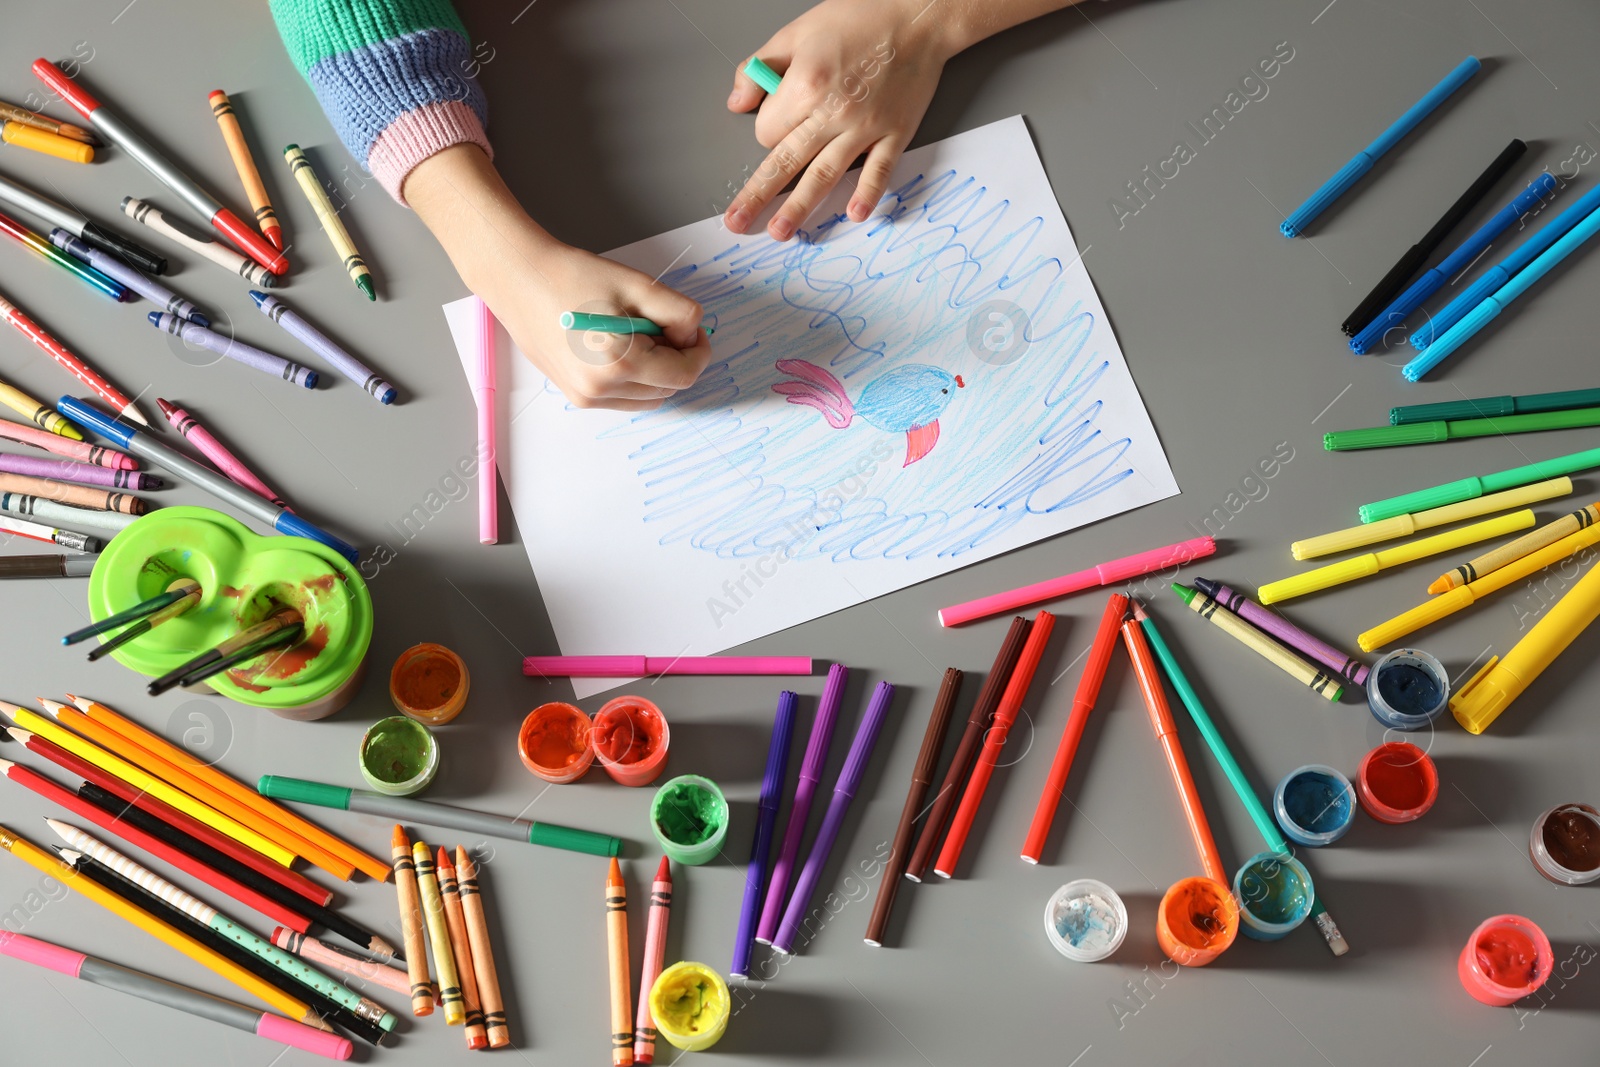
415, 839, 464, 1025
605, 857, 633, 1066
0, 209, 125, 299
158, 398, 289, 510
0, 170, 166, 274
50, 229, 207, 324
0, 417, 133, 468
0, 471, 143, 514
935, 612, 1055, 878
1021, 595, 1124, 865
86, 581, 202, 661
1191, 578, 1368, 685
525, 655, 814, 677
1292, 477, 1572, 560
392, 827, 434, 1016
0, 930, 352, 1060
283, 144, 373, 300
0, 822, 325, 1027
731, 691, 797, 976
938, 536, 1215, 626
208, 91, 283, 250
120, 196, 277, 287
32, 59, 288, 274
0, 512, 99, 552
905, 616, 1030, 881
0, 452, 160, 490
1430, 502, 1600, 593
272, 927, 412, 997
0, 372, 79, 439
0, 554, 95, 578
437, 847, 488, 1049
68, 693, 378, 882
63, 582, 195, 644
867, 669, 961, 944
0, 100, 97, 144
634, 856, 672, 1063
2, 494, 136, 533
0, 292, 146, 424
457, 847, 508, 1047
475, 295, 495, 540
1171, 584, 1344, 700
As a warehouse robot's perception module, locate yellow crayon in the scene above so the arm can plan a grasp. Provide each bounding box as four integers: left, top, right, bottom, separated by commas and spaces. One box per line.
1291, 478, 1572, 560
283, 144, 373, 300
0, 373, 81, 440
413, 839, 465, 1025
1429, 502, 1600, 593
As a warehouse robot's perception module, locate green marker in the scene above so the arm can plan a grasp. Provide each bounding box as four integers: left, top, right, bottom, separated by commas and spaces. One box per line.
1327, 405, 1600, 451
559, 311, 712, 336
1358, 445, 1600, 524
1135, 605, 1349, 957
743, 56, 783, 95
1391, 386, 1600, 425
258, 774, 621, 857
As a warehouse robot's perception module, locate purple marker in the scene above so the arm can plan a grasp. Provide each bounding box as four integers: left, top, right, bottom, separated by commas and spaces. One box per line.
145, 313, 317, 389
755, 663, 847, 945
48, 229, 208, 325
1193, 577, 1369, 686
0, 452, 161, 490
773, 680, 895, 955
250, 292, 396, 405
730, 690, 798, 979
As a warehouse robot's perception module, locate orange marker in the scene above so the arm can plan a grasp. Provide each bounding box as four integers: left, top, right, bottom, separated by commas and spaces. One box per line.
605, 857, 634, 1067
437, 847, 488, 1050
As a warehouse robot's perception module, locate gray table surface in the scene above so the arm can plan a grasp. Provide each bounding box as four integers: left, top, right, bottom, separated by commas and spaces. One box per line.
2, 1, 1598, 1064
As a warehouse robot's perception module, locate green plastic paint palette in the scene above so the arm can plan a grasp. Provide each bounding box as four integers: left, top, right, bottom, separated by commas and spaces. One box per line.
86, 506, 372, 713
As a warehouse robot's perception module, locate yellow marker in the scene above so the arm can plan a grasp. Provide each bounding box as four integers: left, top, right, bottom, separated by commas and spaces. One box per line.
1360, 519, 1600, 652
0, 373, 81, 440
1291, 478, 1572, 560
1261, 510, 1534, 605
1429, 502, 1600, 593
1451, 557, 1600, 734
0, 704, 297, 867
0, 121, 93, 163
283, 144, 373, 300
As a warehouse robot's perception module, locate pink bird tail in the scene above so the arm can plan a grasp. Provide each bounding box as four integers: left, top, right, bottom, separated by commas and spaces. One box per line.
772, 359, 854, 429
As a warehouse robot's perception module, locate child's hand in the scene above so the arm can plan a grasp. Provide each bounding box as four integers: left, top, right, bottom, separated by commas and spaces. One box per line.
723, 0, 955, 241
408, 145, 712, 411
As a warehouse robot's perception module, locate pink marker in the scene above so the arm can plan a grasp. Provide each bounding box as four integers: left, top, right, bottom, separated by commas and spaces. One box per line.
938, 535, 1217, 627
157, 399, 290, 512
474, 296, 498, 544
523, 655, 813, 677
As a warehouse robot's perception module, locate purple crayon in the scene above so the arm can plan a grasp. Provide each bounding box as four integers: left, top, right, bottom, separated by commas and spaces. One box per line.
1192, 577, 1369, 686
773, 680, 896, 955
49, 230, 208, 325
756, 663, 847, 945
0, 452, 161, 490
249, 292, 396, 405
145, 313, 317, 389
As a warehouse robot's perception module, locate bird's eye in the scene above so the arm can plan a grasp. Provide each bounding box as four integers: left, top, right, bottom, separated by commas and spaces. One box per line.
941, 388, 947, 394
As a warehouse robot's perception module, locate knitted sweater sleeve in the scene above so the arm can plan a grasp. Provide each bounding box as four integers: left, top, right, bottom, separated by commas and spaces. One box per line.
269, 0, 492, 204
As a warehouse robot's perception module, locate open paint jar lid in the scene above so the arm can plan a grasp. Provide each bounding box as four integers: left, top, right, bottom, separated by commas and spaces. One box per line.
1043, 878, 1127, 962
1529, 803, 1600, 885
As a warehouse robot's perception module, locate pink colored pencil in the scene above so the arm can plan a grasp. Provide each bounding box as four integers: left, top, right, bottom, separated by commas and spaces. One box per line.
0, 418, 137, 470
474, 296, 497, 545
0, 452, 159, 490
0, 292, 149, 426
156, 399, 289, 511
522, 655, 813, 677
938, 536, 1217, 627
270, 927, 412, 997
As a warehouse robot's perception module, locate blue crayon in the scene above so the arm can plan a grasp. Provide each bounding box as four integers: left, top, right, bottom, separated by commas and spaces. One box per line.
146, 312, 317, 389
50, 229, 209, 326
249, 292, 395, 405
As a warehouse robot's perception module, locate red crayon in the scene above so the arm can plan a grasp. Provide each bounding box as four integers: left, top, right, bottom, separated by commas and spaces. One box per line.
158, 399, 289, 510
0, 294, 147, 426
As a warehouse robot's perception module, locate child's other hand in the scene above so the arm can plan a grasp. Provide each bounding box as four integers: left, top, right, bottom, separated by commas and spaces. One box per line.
723, 0, 954, 241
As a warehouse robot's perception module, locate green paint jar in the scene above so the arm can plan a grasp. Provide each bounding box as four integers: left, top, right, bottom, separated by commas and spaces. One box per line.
359, 715, 439, 796
650, 775, 728, 865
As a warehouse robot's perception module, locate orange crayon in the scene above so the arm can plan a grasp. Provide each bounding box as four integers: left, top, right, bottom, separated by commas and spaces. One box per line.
437, 847, 488, 1050
208, 91, 283, 250
391, 826, 434, 1016
457, 846, 509, 1047
606, 857, 634, 1067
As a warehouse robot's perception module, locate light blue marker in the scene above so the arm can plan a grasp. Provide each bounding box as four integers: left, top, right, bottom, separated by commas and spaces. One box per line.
1280, 57, 1480, 239
744, 56, 782, 95
1403, 202, 1600, 381
1410, 182, 1600, 350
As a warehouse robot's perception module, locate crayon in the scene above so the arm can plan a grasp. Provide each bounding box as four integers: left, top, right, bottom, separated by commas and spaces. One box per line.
391, 827, 435, 1016
283, 144, 373, 300
0, 554, 95, 578
1430, 502, 1600, 594
121, 196, 276, 287
1171, 584, 1343, 700
0, 472, 144, 514
250, 292, 394, 403
0, 453, 160, 490
1359, 447, 1600, 524
635, 857, 672, 1064
0, 100, 96, 144
0, 120, 92, 162
731, 692, 797, 975
1, 493, 138, 533
0, 372, 79, 439
1191, 577, 1368, 684
437, 847, 488, 1049
158, 399, 288, 509
272, 927, 413, 997
414, 839, 464, 1024
0, 171, 164, 274
0, 417, 133, 469
0, 209, 125, 300
1293, 477, 1572, 560
0, 512, 100, 552
0, 292, 146, 424
457, 847, 509, 1047
209, 91, 283, 250
605, 857, 633, 1066
50, 230, 208, 324
146, 312, 316, 388
33, 59, 288, 274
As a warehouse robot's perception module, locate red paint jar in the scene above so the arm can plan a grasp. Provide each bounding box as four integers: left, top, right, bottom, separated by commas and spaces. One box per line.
1356, 741, 1438, 824
591, 696, 670, 787
1458, 914, 1552, 1006
518, 702, 594, 783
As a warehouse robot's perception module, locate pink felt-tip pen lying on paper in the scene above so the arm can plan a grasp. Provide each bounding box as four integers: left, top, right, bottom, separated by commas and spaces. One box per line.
475, 296, 498, 545
938, 535, 1217, 627
522, 655, 814, 677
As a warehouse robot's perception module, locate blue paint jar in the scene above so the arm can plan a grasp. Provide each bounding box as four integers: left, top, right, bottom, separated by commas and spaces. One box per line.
1233, 850, 1313, 941
1367, 648, 1448, 730
1273, 764, 1356, 847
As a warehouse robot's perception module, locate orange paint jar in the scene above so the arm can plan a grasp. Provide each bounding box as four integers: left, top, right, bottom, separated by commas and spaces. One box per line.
389, 643, 470, 725
518, 702, 594, 783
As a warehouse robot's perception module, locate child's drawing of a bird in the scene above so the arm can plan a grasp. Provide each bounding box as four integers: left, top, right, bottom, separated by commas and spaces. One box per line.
771, 359, 965, 467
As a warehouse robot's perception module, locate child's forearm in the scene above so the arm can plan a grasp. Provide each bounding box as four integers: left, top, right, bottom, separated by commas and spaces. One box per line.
932, 0, 1090, 58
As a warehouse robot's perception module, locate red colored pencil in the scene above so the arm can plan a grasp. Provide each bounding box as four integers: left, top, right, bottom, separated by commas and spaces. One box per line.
0, 292, 148, 426
1, 731, 312, 932
934, 610, 1056, 878
1021, 594, 1127, 864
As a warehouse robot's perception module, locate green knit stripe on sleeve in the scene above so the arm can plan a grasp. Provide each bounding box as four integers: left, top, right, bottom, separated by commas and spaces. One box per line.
268, 0, 469, 74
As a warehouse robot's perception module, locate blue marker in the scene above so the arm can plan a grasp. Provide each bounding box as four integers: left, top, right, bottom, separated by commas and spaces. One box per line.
1351, 172, 1557, 354
1411, 182, 1600, 349
1403, 202, 1600, 381
1280, 57, 1481, 239
55, 396, 359, 563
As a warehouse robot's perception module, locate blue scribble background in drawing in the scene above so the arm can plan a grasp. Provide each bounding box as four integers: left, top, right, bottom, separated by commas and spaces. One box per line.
586, 167, 1137, 562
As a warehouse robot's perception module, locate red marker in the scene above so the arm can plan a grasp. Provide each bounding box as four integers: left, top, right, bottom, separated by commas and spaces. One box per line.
0, 292, 147, 426
32, 59, 288, 276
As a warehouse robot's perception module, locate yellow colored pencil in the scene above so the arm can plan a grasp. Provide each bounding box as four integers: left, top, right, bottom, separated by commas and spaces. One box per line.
1291, 477, 1571, 560
1261, 509, 1535, 605
0, 373, 80, 440
1428, 502, 1600, 593
283, 144, 373, 300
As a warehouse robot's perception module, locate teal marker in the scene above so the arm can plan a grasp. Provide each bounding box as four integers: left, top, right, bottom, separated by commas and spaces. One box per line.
744, 56, 783, 95
1358, 445, 1600, 523
559, 311, 712, 336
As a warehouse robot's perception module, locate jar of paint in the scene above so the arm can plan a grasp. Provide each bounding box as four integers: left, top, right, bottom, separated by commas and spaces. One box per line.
1366, 648, 1448, 730
389, 643, 469, 725
358, 716, 439, 796
518, 703, 594, 783
1356, 741, 1438, 824
1458, 914, 1553, 1006
648, 961, 730, 1052
591, 696, 670, 787
1233, 850, 1313, 941
1529, 803, 1600, 886
1273, 765, 1356, 847
1154, 876, 1238, 967
1043, 879, 1128, 963
650, 775, 728, 865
